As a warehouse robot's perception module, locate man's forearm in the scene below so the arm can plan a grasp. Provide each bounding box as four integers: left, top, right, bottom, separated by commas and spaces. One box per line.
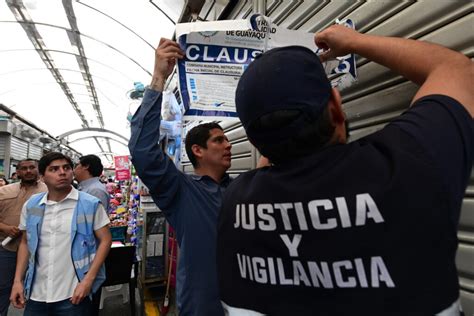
0, 222, 8, 233
149, 75, 166, 92
13, 234, 29, 283
350, 33, 470, 86
313, 27, 473, 112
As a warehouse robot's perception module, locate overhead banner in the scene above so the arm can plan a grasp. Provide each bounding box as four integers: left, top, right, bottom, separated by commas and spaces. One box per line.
114, 155, 131, 181
176, 15, 357, 120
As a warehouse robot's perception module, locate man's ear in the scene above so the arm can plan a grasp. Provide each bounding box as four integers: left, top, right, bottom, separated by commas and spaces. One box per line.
328, 88, 345, 124
191, 144, 203, 159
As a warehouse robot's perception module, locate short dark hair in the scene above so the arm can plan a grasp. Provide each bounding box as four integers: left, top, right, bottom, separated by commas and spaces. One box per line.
79, 154, 104, 177
17, 158, 38, 168
185, 122, 223, 168
39, 152, 73, 175
248, 106, 336, 164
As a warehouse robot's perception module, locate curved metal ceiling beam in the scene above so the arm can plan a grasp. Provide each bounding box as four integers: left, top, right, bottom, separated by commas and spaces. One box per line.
6, 3, 90, 127
149, 0, 176, 25
58, 128, 129, 142
0, 60, 135, 108
0, 48, 138, 82
0, 81, 123, 111
0, 83, 122, 109
77, 1, 156, 48
5, 2, 108, 156
69, 135, 128, 148
0, 20, 152, 76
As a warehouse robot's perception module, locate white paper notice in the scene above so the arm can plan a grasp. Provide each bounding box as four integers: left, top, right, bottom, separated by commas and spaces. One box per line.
147, 234, 164, 257
177, 15, 357, 120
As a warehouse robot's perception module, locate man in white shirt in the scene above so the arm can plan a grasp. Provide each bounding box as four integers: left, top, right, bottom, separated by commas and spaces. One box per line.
9, 152, 112, 315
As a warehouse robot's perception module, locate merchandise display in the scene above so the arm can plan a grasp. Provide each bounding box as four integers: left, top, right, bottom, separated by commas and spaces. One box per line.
82, 165, 172, 314
106, 177, 143, 249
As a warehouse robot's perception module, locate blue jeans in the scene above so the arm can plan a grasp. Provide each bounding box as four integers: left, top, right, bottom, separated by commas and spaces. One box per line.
24, 298, 91, 316
0, 247, 17, 316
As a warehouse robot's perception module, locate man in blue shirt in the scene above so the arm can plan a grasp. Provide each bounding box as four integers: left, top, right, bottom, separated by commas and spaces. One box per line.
128, 38, 232, 316
217, 26, 473, 314
74, 154, 110, 212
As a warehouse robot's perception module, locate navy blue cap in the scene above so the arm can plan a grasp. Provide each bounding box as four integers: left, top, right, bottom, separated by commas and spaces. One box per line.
235, 46, 331, 144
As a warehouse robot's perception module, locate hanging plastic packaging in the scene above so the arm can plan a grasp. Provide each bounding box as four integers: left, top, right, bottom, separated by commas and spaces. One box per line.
161, 90, 182, 122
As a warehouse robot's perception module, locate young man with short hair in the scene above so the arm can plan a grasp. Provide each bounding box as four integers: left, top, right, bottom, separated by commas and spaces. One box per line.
0, 159, 47, 316
217, 25, 473, 315
74, 154, 110, 211
129, 38, 232, 315
10, 152, 112, 315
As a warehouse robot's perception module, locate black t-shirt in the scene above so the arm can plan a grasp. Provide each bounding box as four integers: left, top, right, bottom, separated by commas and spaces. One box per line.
217, 95, 473, 315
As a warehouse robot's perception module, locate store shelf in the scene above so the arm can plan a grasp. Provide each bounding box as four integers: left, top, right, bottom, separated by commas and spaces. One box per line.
135, 180, 168, 289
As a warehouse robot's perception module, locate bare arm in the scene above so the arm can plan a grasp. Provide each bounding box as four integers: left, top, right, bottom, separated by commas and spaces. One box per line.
315, 25, 474, 116
0, 199, 20, 238
10, 232, 28, 309
70, 226, 111, 304
0, 222, 20, 238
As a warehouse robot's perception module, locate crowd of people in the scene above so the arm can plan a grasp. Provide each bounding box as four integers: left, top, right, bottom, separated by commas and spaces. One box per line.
0, 172, 21, 188
0, 23, 472, 316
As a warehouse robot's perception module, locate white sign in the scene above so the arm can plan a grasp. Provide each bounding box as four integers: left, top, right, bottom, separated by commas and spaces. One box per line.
176, 15, 357, 120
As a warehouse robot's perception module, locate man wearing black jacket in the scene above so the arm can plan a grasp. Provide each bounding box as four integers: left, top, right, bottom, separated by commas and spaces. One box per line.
218, 25, 473, 315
